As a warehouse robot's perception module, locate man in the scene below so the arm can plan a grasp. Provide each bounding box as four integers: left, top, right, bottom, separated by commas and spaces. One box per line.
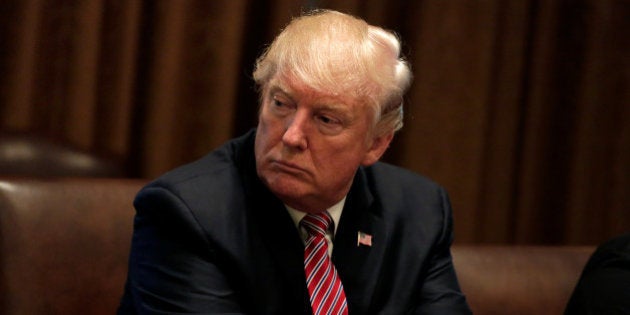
565, 233, 630, 314
118, 10, 471, 314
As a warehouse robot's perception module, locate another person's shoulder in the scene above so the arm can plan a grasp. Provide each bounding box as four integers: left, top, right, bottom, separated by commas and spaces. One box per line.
597, 233, 630, 253
581, 233, 630, 276
565, 233, 630, 314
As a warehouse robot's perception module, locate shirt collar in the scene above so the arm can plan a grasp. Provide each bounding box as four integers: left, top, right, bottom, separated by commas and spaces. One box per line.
285, 197, 346, 236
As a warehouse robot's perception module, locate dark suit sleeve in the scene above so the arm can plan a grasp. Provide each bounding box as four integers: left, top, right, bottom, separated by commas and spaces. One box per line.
118, 186, 245, 315
415, 187, 471, 315
564, 233, 630, 315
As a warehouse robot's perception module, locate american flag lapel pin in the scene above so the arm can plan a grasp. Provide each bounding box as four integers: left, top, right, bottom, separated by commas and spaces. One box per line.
357, 231, 372, 247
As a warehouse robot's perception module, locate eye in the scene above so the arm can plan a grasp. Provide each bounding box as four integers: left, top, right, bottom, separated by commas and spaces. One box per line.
317, 115, 337, 125
273, 98, 285, 107
316, 114, 343, 135
269, 95, 294, 114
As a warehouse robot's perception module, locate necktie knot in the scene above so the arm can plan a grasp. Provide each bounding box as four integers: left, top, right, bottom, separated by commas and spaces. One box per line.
300, 211, 333, 238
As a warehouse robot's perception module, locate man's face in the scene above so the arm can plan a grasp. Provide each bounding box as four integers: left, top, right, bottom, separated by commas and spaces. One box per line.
255, 75, 392, 213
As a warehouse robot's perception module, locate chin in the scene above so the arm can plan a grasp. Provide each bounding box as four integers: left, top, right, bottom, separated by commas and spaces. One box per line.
268, 178, 307, 198
262, 174, 310, 204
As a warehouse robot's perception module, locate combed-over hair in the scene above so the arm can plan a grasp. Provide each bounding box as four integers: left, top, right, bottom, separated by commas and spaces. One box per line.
253, 10, 412, 136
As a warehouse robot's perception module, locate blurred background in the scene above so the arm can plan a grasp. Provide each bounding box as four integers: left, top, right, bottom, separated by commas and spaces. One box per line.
0, 0, 627, 245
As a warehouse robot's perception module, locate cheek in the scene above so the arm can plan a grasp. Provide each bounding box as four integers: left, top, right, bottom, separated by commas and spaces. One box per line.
256, 112, 281, 151
259, 106, 278, 132
315, 142, 367, 172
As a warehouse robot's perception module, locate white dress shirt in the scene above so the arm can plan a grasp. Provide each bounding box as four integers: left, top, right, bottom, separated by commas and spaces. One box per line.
285, 197, 346, 257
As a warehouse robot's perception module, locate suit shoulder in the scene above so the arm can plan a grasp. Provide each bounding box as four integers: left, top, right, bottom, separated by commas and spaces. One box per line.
145, 130, 255, 192
367, 162, 444, 193
363, 162, 454, 248
135, 131, 256, 215
133, 133, 257, 247
362, 162, 451, 221
152, 149, 235, 189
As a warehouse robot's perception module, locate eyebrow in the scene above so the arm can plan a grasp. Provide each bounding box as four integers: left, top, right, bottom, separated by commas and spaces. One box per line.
267, 81, 355, 119
318, 102, 351, 114
267, 82, 294, 101
268, 87, 290, 99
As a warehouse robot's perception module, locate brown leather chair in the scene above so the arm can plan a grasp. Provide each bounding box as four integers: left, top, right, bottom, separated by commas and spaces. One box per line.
0, 132, 124, 177
0, 178, 145, 315
452, 245, 594, 315
0, 177, 594, 314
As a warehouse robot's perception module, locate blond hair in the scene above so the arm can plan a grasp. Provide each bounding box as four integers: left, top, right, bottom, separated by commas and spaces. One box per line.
253, 10, 412, 135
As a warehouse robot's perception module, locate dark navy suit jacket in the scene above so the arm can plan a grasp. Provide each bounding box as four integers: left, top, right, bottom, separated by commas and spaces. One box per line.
118, 130, 471, 314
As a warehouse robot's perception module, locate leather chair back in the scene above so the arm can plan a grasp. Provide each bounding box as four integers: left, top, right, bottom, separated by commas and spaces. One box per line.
0, 177, 595, 315
0, 133, 124, 177
452, 245, 593, 315
0, 178, 145, 314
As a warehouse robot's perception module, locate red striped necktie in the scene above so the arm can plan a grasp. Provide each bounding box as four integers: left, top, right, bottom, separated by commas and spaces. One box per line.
300, 212, 349, 315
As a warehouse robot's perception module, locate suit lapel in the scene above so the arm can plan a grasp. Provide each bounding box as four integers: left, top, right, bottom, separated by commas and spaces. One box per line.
239, 140, 309, 313
254, 192, 309, 310
332, 169, 387, 313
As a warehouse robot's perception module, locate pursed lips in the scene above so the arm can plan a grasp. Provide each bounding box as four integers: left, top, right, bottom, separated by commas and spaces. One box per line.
270, 160, 308, 175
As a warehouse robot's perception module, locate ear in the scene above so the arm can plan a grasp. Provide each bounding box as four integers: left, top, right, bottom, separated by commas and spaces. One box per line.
361, 132, 394, 166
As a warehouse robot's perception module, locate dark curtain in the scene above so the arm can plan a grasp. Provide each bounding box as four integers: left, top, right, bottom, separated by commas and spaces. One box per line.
0, 0, 627, 245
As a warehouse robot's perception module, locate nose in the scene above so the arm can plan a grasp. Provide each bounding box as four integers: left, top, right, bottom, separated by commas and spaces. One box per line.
282, 111, 308, 150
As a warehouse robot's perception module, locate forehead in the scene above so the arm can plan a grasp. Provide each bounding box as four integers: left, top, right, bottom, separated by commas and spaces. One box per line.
266, 74, 365, 110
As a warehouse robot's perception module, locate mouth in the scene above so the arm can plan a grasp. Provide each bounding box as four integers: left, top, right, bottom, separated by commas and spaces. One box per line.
271, 160, 308, 175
